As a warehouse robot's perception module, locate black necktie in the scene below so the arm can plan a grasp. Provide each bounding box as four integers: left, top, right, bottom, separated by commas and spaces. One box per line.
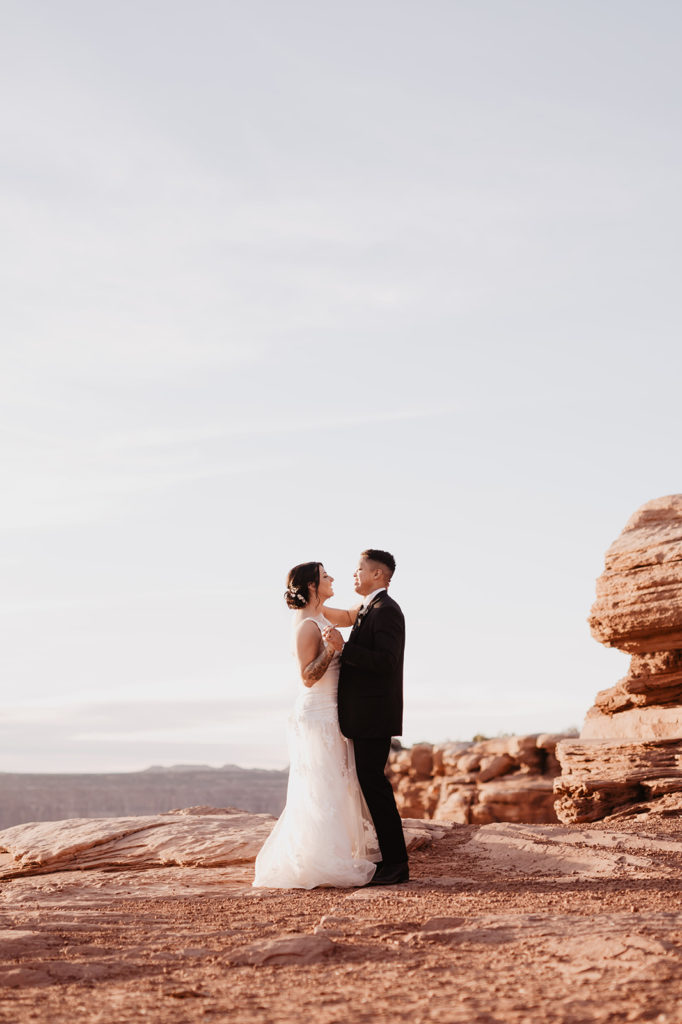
353, 600, 372, 631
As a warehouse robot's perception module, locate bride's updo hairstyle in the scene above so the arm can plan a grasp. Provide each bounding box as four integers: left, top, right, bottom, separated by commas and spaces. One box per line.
284, 561, 321, 610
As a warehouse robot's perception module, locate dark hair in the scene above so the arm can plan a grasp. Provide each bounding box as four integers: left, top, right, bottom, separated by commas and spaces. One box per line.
362, 549, 396, 578
284, 562, 321, 609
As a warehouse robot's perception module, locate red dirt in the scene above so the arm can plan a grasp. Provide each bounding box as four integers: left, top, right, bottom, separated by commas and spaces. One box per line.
2, 818, 682, 1023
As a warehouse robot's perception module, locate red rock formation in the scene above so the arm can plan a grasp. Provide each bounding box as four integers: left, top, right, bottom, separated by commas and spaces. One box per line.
556, 495, 682, 822
0, 808, 449, 880
388, 733, 570, 825
589, 495, 682, 655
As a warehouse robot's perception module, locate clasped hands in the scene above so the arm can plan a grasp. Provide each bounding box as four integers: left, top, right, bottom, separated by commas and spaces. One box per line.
322, 625, 344, 652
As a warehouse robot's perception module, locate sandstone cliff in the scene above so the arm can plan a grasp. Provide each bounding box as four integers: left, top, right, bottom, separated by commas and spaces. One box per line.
556, 495, 682, 822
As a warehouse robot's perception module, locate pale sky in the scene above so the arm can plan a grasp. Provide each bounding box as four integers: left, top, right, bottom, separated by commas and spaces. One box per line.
2, 1, 681, 772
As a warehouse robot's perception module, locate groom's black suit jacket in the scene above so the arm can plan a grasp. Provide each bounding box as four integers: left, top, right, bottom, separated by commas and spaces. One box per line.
338, 591, 404, 739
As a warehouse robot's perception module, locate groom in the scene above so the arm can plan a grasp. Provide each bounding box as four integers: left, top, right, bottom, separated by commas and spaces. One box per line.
336, 549, 409, 886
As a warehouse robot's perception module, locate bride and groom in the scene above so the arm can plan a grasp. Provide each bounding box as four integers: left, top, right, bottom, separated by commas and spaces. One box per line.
253, 549, 409, 889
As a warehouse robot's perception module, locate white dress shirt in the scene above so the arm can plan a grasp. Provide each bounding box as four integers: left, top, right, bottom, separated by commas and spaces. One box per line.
342, 589, 387, 650
361, 587, 386, 610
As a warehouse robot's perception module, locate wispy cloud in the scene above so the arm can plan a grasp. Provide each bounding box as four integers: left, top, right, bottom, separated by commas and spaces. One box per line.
0, 585, 263, 615
100, 406, 454, 450
0, 404, 453, 529
0, 697, 292, 772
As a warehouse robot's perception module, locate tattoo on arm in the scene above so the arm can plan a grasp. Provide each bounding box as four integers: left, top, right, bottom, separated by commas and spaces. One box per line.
303, 644, 335, 685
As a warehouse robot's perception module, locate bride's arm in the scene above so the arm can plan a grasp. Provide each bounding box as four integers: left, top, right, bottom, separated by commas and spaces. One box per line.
296, 620, 338, 687
322, 605, 361, 627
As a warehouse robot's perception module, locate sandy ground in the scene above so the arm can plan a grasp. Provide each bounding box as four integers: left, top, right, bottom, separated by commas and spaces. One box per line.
2, 817, 682, 1023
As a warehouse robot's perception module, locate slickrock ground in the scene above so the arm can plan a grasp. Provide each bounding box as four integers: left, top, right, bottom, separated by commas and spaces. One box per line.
2, 809, 682, 1023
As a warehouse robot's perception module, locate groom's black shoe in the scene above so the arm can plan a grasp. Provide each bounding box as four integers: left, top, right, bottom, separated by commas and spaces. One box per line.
366, 861, 409, 886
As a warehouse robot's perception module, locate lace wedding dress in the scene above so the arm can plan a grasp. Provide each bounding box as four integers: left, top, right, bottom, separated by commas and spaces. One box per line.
253, 614, 379, 889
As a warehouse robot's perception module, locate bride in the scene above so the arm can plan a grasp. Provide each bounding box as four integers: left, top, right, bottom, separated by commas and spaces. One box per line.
252, 561, 380, 889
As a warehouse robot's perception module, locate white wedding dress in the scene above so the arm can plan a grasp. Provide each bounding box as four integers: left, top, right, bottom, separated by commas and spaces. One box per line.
253, 614, 379, 889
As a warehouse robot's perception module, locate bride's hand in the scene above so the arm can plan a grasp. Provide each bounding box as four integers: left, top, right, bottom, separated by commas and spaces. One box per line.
322, 625, 343, 652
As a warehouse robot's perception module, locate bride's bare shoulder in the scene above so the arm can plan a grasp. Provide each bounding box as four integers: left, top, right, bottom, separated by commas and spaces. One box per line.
294, 616, 321, 633
294, 617, 322, 662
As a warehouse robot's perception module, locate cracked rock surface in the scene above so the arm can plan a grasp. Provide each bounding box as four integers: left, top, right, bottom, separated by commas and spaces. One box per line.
2, 808, 682, 1022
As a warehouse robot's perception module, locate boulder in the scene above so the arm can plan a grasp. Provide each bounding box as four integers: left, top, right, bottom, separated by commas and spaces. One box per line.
409, 743, 434, 779
477, 754, 515, 783
391, 750, 412, 775
394, 777, 440, 819
476, 777, 557, 824
436, 784, 476, 824
432, 743, 469, 774
388, 734, 571, 825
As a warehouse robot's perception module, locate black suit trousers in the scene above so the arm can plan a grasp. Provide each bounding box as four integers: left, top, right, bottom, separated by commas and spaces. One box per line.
353, 737, 408, 867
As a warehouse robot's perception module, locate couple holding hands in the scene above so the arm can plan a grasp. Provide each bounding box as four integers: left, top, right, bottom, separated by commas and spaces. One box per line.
253, 549, 409, 890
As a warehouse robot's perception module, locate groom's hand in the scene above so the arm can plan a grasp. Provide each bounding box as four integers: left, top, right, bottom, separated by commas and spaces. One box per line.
322, 626, 344, 652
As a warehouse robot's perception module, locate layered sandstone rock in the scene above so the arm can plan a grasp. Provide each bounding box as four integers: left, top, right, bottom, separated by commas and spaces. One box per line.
554, 737, 682, 823
556, 495, 682, 822
0, 807, 450, 880
0, 807, 275, 879
589, 495, 682, 656
388, 733, 570, 825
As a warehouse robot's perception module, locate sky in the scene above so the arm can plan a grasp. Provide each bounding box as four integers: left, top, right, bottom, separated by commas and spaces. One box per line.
2, 0, 682, 773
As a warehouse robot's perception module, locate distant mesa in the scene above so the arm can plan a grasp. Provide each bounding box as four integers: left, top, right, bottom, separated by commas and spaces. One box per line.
142, 763, 255, 773
0, 764, 288, 831
556, 494, 682, 822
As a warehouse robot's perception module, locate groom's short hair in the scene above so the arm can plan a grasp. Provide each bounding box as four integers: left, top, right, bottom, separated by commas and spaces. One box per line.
362, 549, 396, 580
